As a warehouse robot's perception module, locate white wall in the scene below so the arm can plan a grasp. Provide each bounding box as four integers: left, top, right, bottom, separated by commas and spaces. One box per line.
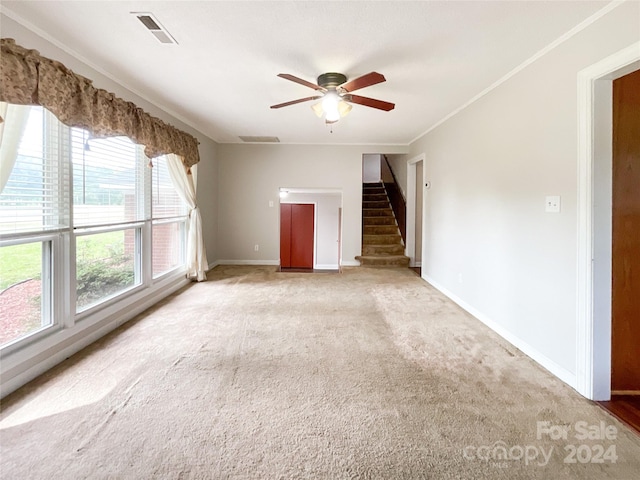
0, 14, 220, 396
362, 154, 381, 183
215, 144, 407, 266
281, 192, 341, 269
406, 1, 640, 386
195, 142, 218, 265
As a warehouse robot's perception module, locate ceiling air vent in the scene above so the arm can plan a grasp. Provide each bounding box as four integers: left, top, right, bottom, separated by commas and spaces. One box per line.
131, 12, 177, 45
239, 136, 280, 143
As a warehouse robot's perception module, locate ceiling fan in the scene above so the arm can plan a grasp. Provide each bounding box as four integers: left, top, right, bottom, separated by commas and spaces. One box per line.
270, 72, 395, 124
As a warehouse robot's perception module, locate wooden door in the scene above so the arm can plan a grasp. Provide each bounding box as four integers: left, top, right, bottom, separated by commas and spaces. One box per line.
280, 203, 314, 269
280, 204, 293, 268
612, 68, 640, 393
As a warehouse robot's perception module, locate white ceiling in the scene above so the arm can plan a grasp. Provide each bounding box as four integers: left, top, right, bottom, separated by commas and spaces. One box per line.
1, 1, 609, 145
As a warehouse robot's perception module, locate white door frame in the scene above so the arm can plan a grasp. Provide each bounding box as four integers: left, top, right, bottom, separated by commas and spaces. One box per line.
279, 188, 343, 270
406, 153, 426, 268
576, 41, 640, 400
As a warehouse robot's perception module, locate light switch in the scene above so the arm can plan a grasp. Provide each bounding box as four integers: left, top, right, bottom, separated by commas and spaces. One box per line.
545, 196, 561, 213
269, 200, 274, 207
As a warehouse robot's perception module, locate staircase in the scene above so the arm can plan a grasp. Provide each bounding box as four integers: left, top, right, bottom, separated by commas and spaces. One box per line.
356, 182, 410, 267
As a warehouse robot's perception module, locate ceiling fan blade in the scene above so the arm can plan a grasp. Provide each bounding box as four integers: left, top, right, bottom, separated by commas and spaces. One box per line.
339, 72, 386, 93
277, 73, 326, 92
347, 94, 395, 111
270, 96, 322, 109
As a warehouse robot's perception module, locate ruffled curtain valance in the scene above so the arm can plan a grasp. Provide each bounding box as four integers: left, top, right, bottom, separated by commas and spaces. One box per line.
0, 38, 200, 167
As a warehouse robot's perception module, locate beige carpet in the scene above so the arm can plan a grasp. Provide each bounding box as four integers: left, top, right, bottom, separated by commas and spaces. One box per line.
1, 266, 639, 479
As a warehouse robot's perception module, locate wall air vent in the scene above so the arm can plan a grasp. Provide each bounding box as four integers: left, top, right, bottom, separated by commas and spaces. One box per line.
131, 12, 177, 45
239, 136, 280, 143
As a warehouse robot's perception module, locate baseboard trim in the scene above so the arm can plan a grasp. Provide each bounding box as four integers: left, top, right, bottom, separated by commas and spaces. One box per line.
423, 274, 577, 390
341, 260, 360, 267
214, 260, 339, 270
216, 259, 280, 266
314, 264, 339, 270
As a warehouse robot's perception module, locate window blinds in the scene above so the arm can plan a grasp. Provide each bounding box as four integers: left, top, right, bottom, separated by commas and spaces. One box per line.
0, 106, 151, 234
71, 129, 147, 228
1, 106, 185, 235
0, 106, 70, 235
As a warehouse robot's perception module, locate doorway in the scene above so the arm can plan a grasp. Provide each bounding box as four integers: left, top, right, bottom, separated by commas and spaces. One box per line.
611, 68, 640, 395
596, 67, 640, 436
406, 154, 426, 273
279, 189, 343, 271
576, 42, 640, 402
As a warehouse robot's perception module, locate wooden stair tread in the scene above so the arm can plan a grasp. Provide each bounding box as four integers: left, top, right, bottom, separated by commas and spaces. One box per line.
356, 254, 410, 267
358, 182, 409, 268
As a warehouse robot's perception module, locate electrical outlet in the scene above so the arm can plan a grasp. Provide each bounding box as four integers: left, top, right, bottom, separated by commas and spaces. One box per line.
254, 244, 259, 251
545, 196, 561, 213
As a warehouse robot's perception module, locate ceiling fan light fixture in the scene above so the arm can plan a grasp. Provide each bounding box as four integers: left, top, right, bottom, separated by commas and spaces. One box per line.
324, 99, 352, 124
311, 102, 324, 118
325, 110, 340, 123
338, 100, 352, 118
322, 91, 341, 121
319, 90, 351, 123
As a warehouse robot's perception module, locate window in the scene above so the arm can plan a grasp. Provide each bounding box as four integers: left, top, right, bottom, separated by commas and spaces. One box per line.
75, 228, 138, 310
72, 132, 147, 227
0, 103, 188, 347
71, 131, 147, 312
1, 105, 66, 346
151, 156, 186, 278
0, 240, 52, 345
0, 106, 70, 235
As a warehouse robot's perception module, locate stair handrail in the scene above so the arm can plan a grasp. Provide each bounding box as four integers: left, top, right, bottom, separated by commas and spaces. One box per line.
382, 155, 405, 201
381, 155, 406, 243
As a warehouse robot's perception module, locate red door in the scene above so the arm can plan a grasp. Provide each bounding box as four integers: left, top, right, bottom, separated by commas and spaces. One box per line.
280, 204, 292, 268
280, 203, 314, 268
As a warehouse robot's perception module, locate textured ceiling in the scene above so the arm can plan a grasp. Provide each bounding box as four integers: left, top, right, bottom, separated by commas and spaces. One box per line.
1, 1, 610, 145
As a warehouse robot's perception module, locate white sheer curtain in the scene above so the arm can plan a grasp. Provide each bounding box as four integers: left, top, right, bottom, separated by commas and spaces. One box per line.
0, 102, 31, 193
165, 153, 208, 281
